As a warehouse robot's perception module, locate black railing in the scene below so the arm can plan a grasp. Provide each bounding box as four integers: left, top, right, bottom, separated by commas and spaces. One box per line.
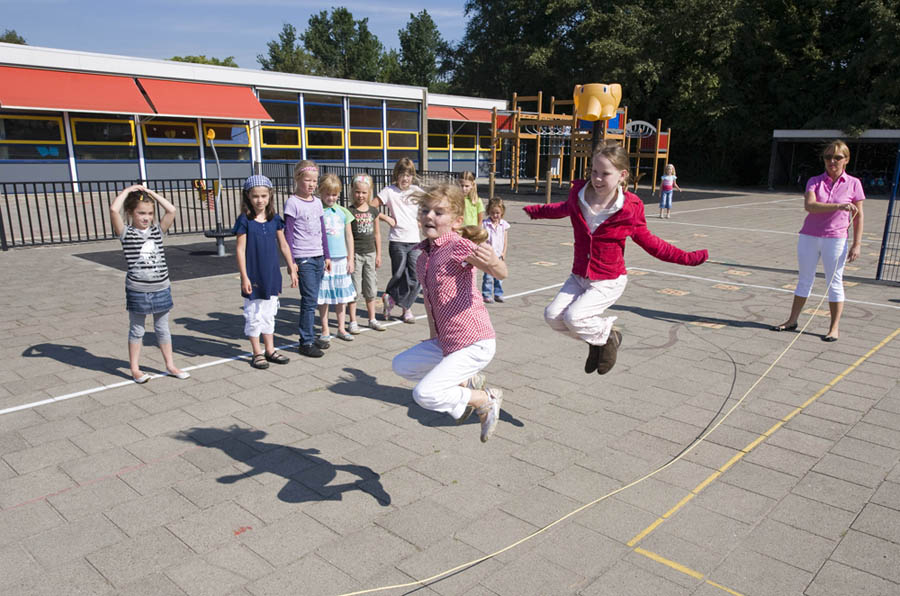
0, 166, 459, 250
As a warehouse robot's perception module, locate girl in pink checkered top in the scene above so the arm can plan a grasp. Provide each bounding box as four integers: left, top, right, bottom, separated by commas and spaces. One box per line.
392, 182, 506, 442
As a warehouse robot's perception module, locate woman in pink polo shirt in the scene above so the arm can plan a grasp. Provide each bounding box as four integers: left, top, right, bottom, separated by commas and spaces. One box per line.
392, 182, 506, 443
772, 140, 864, 342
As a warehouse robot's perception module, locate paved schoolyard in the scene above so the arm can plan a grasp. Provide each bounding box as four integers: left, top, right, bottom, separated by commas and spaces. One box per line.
0, 185, 898, 596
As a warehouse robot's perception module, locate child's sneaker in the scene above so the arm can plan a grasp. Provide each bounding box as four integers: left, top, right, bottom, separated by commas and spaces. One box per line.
494, 295, 504, 303
348, 321, 361, 334
402, 310, 416, 324
368, 319, 386, 331
315, 335, 332, 349
483, 296, 494, 303
477, 388, 503, 443
382, 294, 395, 320
456, 373, 486, 425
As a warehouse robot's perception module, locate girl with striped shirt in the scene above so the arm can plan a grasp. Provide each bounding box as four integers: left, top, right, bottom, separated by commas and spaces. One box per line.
110, 185, 189, 383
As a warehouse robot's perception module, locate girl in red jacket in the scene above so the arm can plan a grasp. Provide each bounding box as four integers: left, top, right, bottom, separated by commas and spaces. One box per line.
524, 142, 708, 375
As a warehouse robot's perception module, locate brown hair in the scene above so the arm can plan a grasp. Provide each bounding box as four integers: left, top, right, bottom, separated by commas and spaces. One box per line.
392, 157, 417, 183
242, 185, 275, 221
123, 190, 153, 215
591, 141, 631, 187
414, 181, 488, 243
822, 140, 850, 162
486, 198, 505, 217
318, 173, 342, 197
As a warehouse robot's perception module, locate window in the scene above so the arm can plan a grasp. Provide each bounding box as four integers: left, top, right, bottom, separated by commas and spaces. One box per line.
386, 101, 419, 130
261, 126, 302, 148
479, 135, 495, 150
262, 148, 301, 161
306, 128, 344, 149
349, 129, 382, 149
349, 149, 383, 161
452, 134, 476, 150
388, 131, 418, 150
202, 123, 250, 146
143, 121, 198, 145
428, 133, 449, 150
71, 118, 135, 145
349, 98, 382, 128
261, 101, 300, 124
258, 90, 298, 101
0, 115, 67, 160
304, 94, 343, 127
306, 149, 343, 162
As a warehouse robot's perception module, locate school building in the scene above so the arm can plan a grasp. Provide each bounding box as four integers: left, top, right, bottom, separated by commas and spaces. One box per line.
0, 43, 505, 185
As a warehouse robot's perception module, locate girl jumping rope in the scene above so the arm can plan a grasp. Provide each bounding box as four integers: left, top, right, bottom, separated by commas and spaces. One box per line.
524, 142, 708, 375
284, 160, 331, 358
317, 174, 356, 344
658, 163, 681, 218
482, 198, 510, 303
460, 170, 485, 227
233, 175, 298, 370
392, 182, 506, 442
348, 174, 394, 333
372, 158, 423, 324
110, 184, 189, 383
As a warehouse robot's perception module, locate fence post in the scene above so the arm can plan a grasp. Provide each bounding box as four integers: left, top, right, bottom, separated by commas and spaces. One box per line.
545, 168, 552, 204
876, 143, 900, 281
0, 204, 7, 251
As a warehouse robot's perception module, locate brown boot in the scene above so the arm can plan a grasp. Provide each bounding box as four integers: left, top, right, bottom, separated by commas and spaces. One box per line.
596, 330, 622, 375
584, 343, 601, 374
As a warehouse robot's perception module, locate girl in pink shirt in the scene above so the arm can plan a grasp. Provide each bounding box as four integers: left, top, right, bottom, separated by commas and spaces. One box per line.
772, 140, 864, 342
392, 182, 506, 442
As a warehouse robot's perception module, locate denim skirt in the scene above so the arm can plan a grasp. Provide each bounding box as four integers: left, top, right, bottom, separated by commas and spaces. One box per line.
125, 286, 173, 315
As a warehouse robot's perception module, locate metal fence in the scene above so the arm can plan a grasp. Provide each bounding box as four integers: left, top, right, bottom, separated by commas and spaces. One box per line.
0, 166, 459, 250
876, 146, 900, 282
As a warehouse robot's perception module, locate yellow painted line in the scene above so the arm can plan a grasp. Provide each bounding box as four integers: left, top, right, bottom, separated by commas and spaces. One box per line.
706, 579, 746, 595
634, 547, 746, 595
625, 327, 900, 549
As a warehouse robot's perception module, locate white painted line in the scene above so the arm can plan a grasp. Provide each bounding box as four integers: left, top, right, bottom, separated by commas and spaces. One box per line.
660, 221, 798, 236
0, 283, 567, 417
674, 198, 796, 215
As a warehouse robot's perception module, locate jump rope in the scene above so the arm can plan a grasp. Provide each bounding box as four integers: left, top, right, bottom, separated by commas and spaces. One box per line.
333, 207, 862, 596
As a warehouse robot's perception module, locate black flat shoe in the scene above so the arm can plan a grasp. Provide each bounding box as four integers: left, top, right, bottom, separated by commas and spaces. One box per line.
771, 323, 798, 332
597, 330, 623, 375
585, 343, 601, 374
822, 335, 838, 342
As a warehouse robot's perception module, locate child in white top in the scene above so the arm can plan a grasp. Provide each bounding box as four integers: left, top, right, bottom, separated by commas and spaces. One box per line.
371, 158, 423, 324
658, 163, 681, 219
481, 198, 510, 303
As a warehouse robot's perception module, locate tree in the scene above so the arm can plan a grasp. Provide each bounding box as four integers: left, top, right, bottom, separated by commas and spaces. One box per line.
257, 23, 320, 74
169, 55, 238, 67
397, 10, 449, 90
379, 49, 404, 85
1, 29, 26, 44
302, 8, 384, 81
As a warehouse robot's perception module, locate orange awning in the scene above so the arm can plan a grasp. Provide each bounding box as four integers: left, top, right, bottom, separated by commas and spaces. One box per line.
137, 78, 272, 121
0, 66, 154, 114
428, 105, 494, 123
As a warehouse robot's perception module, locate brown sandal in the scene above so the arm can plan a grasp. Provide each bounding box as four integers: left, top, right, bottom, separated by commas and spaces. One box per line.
250, 353, 269, 369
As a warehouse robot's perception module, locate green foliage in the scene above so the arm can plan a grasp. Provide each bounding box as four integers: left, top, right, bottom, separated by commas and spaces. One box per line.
397, 10, 450, 91
170, 55, 238, 67
1, 28, 26, 44
379, 49, 404, 85
257, 23, 320, 74
302, 8, 384, 81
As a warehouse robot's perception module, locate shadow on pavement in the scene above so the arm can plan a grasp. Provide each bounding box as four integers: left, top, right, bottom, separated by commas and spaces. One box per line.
22, 343, 158, 379
174, 425, 391, 506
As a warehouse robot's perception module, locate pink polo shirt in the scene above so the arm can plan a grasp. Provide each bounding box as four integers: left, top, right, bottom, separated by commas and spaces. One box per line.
800, 172, 865, 238
416, 232, 495, 356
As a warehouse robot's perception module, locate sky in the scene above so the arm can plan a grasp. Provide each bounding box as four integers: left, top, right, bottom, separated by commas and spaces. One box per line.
2, 0, 470, 70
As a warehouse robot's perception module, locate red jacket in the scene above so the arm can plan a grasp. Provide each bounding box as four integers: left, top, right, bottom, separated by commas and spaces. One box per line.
524, 180, 708, 280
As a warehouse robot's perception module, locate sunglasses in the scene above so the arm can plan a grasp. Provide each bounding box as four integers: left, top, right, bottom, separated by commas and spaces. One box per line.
824, 154, 846, 161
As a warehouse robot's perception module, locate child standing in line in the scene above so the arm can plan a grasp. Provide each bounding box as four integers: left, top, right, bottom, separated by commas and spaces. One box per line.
524, 142, 707, 376
481, 198, 510, 303
460, 171, 484, 227
317, 174, 356, 344
110, 184, 190, 383
392, 182, 506, 442
658, 163, 681, 218
348, 174, 394, 333
233, 175, 297, 370
372, 158, 423, 324
284, 160, 331, 358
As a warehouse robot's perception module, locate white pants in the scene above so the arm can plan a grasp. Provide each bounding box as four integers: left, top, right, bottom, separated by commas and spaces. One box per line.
796, 234, 847, 302
392, 338, 496, 419
544, 274, 628, 345
243, 297, 279, 337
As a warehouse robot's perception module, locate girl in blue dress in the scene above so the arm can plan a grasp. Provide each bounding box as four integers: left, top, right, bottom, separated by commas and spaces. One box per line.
233, 175, 298, 369
317, 174, 357, 344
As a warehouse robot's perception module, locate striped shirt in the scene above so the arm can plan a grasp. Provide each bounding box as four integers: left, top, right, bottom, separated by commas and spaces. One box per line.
120, 225, 170, 292
417, 232, 495, 356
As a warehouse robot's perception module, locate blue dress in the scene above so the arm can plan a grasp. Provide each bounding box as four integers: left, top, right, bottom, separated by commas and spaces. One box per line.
232, 214, 285, 300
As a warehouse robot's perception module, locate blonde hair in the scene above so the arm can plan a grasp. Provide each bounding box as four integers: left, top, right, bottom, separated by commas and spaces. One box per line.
318, 173, 342, 197
351, 174, 373, 205
665, 163, 676, 175
460, 171, 478, 201
292, 159, 318, 192
393, 158, 416, 183
591, 141, 631, 187
414, 181, 487, 243
822, 140, 850, 162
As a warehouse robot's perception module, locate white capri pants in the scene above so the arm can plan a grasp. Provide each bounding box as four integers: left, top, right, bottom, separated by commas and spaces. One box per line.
544, 274, 628, 346
243, 297, 279, 337
392, 338, 496, 420
795, 234, 847, 302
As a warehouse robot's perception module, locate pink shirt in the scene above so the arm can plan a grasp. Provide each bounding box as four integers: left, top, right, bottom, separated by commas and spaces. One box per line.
416, 232, 495, 356
800, 172, 865, 238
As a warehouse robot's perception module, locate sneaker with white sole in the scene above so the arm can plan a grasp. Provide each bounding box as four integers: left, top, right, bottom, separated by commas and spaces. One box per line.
477, 388, 503, 442
368, 319, 386, 331
348, 321, 361, 334
455, 373, 486, 425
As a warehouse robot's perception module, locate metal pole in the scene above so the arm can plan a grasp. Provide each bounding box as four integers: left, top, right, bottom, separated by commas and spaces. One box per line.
876, 142, 900, 280
209, 137, 226, 257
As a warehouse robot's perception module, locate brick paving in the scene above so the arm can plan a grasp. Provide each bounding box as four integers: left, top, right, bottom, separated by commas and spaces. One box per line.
0, 185, 898, 595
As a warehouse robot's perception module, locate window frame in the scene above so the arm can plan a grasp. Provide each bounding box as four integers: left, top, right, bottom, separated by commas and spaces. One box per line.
0, 115, 66, 145
427, 133, 450, 150
260, 125, 303, 149
202, 123, 251, 147
141, 120, 200, 146
71, 117, 136, 146
305, 127, 344, 149
349, 128, 383, 150
387, 130, 419, 150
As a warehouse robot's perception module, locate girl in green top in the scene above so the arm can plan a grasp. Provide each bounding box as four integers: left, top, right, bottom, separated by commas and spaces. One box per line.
460, 171, 484, 227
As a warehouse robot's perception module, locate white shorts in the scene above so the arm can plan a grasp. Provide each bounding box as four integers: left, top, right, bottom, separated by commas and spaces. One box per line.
243, 296, 279, 337
795, 234, 847, 302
